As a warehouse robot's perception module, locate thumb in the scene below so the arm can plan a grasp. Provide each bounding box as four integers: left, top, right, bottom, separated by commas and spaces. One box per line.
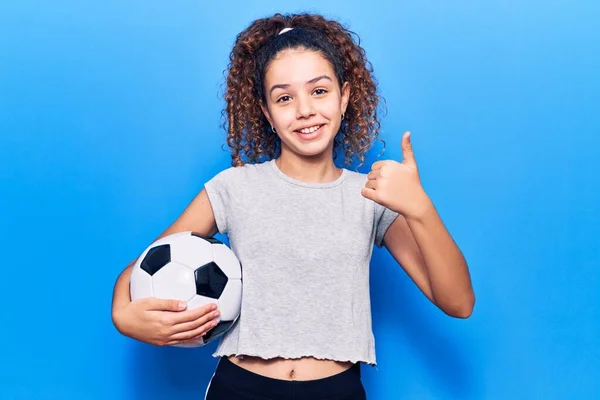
361, 187, 378, 203
401, 131, 416, 166
146, 298, 187, 311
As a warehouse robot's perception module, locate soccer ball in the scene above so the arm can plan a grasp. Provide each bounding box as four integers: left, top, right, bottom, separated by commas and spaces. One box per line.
129, 231, 242, 347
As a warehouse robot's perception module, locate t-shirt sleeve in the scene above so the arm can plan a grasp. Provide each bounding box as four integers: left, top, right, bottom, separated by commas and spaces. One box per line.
374, 203, 399, 248
203, 168, 234, 234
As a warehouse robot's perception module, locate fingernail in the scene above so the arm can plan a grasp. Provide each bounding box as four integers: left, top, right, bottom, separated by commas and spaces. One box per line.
211, 304, 217, 311
178, 302, 187, 310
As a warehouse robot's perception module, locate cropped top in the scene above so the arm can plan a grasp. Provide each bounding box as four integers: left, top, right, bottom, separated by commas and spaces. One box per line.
203, 159, 398, 365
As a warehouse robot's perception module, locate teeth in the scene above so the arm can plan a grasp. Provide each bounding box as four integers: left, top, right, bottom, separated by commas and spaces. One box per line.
299, 125, 321, 134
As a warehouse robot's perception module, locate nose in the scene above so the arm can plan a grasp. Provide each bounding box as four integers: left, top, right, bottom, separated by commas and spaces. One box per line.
296, 94, 316, 119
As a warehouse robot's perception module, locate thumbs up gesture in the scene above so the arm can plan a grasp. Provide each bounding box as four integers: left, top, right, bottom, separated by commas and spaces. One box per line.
361, 131, 432, 218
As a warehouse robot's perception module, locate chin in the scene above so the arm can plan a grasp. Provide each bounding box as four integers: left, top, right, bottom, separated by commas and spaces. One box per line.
288, 140, 335, 159
283, 131, 336, 157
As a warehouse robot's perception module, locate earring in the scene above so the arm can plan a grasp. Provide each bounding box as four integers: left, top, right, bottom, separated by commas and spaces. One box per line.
341, 113, 345, 121
271, 125, 277, 133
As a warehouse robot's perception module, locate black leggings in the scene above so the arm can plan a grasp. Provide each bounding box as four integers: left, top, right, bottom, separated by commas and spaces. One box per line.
205, 357, 367, 400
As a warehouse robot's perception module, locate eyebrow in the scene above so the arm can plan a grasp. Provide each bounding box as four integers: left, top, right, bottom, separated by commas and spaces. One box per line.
269, 75, 333, 96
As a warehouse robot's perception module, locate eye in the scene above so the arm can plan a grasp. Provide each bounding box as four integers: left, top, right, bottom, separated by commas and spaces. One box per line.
313, 88, 328, 96
276, 95, 292, 103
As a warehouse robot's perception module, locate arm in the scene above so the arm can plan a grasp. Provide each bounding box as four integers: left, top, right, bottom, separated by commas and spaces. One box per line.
111, 188, 219, 337
111, 263, 134, 330
363, 131, 475, 318
383, 202, 475, 318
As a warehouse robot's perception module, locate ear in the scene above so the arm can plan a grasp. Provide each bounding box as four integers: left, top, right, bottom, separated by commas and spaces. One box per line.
340, 81, 350, 115
260, 102, 273, 126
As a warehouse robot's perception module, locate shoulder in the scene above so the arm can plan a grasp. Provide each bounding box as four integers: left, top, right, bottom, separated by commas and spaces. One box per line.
342, 168, 370, 189
208, 160, 273, 187
339, 168, 373, 207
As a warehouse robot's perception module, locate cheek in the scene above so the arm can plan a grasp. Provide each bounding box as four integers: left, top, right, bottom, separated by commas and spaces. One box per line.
320, 98, 343, 118
271, 108, 296, 127
322, 107, 343, 126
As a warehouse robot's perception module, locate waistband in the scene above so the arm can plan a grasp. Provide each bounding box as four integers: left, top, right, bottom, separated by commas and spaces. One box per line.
213, 356, 362, 398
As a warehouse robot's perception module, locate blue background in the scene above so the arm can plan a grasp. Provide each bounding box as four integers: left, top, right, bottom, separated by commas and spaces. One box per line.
1, 1, 598, 399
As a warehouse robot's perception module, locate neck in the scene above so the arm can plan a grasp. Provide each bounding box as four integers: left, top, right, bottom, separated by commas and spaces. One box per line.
275, 149, 342, 184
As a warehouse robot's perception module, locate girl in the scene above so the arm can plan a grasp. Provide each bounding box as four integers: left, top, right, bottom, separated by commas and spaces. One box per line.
111, 12, 475, 400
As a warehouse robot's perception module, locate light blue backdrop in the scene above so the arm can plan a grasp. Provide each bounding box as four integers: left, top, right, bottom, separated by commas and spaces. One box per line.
1, 1, 598, 399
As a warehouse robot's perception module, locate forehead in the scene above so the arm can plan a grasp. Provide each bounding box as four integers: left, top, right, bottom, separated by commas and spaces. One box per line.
264, 49, 336, 86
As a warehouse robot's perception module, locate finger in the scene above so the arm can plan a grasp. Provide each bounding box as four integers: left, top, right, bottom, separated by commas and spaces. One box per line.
177, 319, 219, 343
372, 160, 391, 170
367, 170, 381, 180
170, 302, 217, 325
171, 309, 221, 334
167, 318, 220, 343
361, 187, 379, 202
364, 179, 378, 190
144, 298, 187, 312
401, 131, 416, 166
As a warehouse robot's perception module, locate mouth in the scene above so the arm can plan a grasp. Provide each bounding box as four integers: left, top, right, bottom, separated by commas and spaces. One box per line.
294, 124, 325, 141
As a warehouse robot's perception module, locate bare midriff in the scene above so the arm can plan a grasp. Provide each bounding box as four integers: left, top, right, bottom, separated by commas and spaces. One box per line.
227, 355, 354, 381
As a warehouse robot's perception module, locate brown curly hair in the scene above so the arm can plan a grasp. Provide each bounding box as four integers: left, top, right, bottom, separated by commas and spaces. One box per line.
222, 12, 385, 168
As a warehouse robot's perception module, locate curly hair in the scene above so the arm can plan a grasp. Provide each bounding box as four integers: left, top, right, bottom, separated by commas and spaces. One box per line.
222, 12, 385, 168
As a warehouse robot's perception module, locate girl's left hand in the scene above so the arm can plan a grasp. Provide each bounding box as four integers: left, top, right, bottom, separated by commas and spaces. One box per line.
361, 131, 432, 218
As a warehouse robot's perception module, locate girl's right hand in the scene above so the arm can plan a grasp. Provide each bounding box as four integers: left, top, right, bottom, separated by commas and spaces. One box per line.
113, 298, 221, 346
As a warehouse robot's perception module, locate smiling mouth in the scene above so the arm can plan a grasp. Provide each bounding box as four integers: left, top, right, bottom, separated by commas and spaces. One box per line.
295, 124, 324, 134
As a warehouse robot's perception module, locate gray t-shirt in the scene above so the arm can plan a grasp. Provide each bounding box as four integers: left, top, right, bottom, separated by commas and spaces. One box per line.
204, 159, 398, 365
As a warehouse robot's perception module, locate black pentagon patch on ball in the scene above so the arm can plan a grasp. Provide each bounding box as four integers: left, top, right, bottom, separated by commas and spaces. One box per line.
191, 232, 223, 245
141, 244, 171, 276
203, 320, 236, 343
194, 262, 228, 298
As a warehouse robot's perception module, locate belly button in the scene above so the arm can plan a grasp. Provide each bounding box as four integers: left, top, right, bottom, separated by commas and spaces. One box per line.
289, 369, 295, 380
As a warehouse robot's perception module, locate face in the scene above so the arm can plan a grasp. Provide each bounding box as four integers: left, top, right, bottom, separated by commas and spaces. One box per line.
260, 49, 350, 160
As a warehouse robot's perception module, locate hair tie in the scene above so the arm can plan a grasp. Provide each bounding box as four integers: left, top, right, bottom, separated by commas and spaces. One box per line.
278, 27, 294, 35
